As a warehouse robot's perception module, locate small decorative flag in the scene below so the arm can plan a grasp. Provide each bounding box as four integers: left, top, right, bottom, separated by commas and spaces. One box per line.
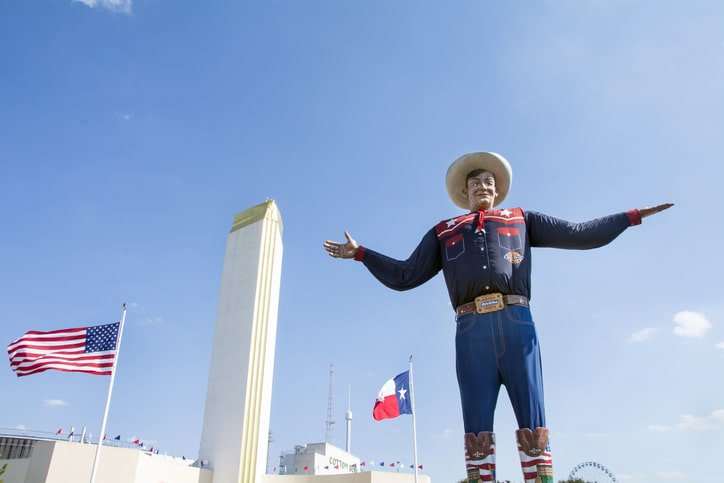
114, 435, 121, 440
373, 371, 412, 420
7, 322, 120, 377
56, 428, 62, 435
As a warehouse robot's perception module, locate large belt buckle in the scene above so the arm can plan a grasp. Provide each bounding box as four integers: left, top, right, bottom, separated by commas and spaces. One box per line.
474, 293, 504, 314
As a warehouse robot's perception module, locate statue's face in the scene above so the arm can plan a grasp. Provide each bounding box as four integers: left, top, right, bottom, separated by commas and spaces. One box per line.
462, 171, 498, 211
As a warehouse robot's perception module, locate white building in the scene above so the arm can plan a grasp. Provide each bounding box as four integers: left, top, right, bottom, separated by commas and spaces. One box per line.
0, 435, 430, 483
0, 436, 212, 483
279, 442, 360, 475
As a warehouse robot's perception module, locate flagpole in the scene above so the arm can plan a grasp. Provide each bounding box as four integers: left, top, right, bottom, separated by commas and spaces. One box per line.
89, 303, 127, 483
409, 355, 419, 483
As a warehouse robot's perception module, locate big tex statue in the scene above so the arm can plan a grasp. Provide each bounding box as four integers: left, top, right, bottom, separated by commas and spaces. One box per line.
323, 152, 672, 482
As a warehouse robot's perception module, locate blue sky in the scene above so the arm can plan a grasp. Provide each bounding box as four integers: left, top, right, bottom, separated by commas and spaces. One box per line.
1, 1, 722, 482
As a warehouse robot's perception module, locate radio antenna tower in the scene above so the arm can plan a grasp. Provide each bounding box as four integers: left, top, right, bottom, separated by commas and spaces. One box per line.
325, 364, 335, 444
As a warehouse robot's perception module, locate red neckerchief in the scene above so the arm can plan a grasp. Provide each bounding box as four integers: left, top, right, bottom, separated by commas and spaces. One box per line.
476, 210, 486, 233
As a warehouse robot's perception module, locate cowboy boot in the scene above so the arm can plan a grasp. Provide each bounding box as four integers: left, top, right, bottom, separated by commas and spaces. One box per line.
464, 431, 496, 482
515, 427, 554, 483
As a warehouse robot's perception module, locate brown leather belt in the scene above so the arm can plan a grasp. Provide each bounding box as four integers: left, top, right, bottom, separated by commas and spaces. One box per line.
456, 293, 529, 317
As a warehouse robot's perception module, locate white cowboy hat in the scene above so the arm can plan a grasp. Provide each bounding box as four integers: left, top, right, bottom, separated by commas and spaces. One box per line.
445, 152, 512, 209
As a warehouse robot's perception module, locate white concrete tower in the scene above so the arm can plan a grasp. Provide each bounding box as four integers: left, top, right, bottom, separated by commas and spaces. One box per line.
345, 386, 352, 453
199, 200, 283, 483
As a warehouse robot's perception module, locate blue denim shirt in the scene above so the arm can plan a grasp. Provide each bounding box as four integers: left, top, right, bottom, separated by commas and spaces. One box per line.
355, 208, 641, 309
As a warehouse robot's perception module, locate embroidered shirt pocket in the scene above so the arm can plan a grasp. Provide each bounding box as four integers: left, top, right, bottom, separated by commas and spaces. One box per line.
497, 227, 522, 251
445, 233, 465, 260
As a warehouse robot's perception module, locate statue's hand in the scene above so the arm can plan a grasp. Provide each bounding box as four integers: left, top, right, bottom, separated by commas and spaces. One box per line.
640, 203, 674, 219
323, 231, 358, 259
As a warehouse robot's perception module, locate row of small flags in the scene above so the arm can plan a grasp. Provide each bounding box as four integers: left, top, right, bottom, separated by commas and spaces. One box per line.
53, 428, 185, 459
276, 461, 423, 472
359, 461, 423, 469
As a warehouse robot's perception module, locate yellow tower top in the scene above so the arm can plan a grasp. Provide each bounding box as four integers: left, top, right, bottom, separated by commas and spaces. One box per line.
230, 199, 283, 234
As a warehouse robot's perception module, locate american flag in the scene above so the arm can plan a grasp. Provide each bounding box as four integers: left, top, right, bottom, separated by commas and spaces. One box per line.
7, 322, 120, 377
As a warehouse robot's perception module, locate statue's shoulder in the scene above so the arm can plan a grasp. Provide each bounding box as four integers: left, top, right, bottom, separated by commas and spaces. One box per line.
434, 212, 476, 237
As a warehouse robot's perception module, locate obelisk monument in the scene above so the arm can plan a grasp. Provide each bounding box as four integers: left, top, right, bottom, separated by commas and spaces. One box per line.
198, 199, 283, 482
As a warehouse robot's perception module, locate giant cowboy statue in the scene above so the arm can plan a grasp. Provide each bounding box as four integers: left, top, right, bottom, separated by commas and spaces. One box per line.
323, 152, 672, 483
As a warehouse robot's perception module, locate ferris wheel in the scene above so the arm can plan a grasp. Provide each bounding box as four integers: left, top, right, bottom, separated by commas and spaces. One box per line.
568, 461, 618, 482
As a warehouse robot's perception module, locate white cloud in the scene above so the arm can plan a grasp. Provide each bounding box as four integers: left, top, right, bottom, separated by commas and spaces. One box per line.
44, 399, 68, 408
716, 341, 724, 349
631, 327, 658, 342
138, 316, 164, 326
676, 409, 724, 431
648, 424, 672, 432
73, 0, 131, 14
672, 311, 711, 338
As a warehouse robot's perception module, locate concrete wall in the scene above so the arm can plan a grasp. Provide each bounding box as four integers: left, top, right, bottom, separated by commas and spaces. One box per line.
263, 472, 430, 483
45, 442, 138, 483
0, 440, 213, 483
134, 452, 213, 483
1, 442, 425, 483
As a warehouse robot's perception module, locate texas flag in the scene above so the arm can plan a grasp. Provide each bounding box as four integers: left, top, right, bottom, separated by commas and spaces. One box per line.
373, 370, 412, 420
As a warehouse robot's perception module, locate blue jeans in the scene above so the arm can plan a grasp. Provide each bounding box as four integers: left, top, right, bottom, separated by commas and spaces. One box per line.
455, 305, 546, 433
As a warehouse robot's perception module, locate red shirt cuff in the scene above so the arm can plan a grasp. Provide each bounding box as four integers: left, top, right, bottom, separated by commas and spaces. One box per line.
627, 209, 642, 226
354, 246, 366, 261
